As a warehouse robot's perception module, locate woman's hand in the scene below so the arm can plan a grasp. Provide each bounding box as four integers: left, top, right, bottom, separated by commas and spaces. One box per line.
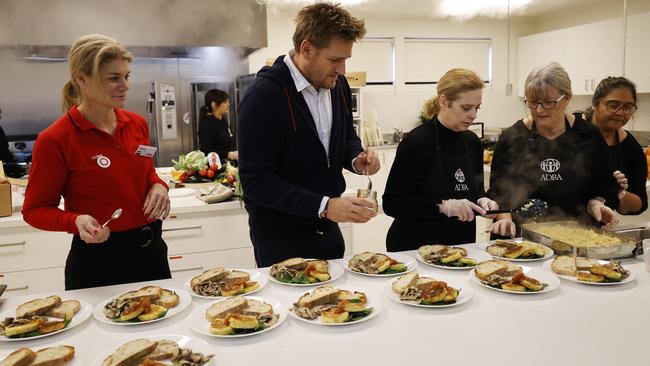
488, 218, 516, 238
75, 214, 110, 243
227, 151, 239, 161
613, 170, 628, 198
143, 183, 170, 221
477, 197, 498, 219
439, 199, 486, 221
587, 198, 619, 230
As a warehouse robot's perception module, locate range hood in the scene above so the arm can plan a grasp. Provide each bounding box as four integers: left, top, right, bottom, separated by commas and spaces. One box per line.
0, 0, 267, 48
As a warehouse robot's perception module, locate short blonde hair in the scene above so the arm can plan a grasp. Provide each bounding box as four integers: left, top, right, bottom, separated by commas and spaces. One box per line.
423, 68, 484, 119
61, 34, 133, 112
524, 62, 572, 102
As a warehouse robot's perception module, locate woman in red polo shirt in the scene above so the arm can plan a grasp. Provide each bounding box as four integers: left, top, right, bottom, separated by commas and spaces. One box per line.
22, 34, 171, 290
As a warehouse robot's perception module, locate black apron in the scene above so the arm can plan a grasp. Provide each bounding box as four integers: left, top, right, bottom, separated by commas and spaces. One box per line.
65, 220, 171, 290
387, 121, 480, 251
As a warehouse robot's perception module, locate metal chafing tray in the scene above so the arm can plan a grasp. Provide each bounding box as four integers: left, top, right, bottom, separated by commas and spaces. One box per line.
521, 221, 638, 259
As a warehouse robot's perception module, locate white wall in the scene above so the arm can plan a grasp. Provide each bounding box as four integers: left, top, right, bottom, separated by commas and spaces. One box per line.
249, 7, 535, 134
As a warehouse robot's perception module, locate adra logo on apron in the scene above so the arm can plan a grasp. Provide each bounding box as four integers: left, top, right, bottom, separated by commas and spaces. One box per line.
454, 168, 469, 191
540, 158, 562, 181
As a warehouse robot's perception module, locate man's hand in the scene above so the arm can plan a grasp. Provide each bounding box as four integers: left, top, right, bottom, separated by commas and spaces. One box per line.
75, 214, 110, 244
143, 183, 171, 221
353, 150, 380, 175
325, 197, 377, 223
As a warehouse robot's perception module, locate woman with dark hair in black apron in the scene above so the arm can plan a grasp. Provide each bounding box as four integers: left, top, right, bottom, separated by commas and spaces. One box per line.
383, 68, 500, 252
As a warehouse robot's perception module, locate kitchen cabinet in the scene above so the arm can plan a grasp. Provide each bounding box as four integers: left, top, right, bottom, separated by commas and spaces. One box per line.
517, 29, 565, 97
627, 12, 650, 92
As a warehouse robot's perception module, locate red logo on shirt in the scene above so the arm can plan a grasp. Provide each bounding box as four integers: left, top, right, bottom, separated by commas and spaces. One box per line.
92, 154, 111, 169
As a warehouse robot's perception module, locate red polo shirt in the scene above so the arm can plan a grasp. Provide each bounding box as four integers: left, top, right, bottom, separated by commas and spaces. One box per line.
22, 106, 168, 234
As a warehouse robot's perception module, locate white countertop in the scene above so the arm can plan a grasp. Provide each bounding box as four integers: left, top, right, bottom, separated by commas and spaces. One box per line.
0, 244, 647, 366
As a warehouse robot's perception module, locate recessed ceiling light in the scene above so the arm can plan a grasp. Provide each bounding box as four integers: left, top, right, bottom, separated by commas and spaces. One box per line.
439, 0, 532, 18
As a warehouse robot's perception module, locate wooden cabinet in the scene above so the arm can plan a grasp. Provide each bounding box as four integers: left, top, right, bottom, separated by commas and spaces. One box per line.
627, 12, 650, 92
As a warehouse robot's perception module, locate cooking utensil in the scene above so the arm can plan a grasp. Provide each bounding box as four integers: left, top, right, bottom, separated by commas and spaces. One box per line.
101, 208, 123, 228
484, 199, 548, 219
364, 148, 373, 191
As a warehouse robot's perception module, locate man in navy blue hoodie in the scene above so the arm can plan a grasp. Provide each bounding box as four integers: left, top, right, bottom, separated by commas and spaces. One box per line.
238, 3, 380, 266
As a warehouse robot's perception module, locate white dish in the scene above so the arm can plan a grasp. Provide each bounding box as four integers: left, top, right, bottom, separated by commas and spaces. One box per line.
383, 277, 473, 308
542, 259, 636, 286
92, 287, 191, 326
91, 334, 216, 366
0, 299, 93, 342
469, 266, 560, 294
184, 269, 268, 299
477, 239, 554, 262
268, 260, 345, 287
416, 246, 492, 270
189, 296, 287, 338
168, 188, 196, 198
342, 252, 417, 277
289, 291, 381, 326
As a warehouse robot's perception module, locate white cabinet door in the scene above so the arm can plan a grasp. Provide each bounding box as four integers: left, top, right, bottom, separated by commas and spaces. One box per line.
0, 228, 71, 272
350, 213, 393, 253
0, 267, 65, 295
627, 12, 650, 92
517, 29, 565, 97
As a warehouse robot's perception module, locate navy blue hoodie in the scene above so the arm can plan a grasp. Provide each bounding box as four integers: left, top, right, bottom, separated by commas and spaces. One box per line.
238, 55, 363, 228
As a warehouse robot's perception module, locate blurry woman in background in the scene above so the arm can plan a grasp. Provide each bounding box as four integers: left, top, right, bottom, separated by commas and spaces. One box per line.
198, 89, 237, 162
586, 77, 647, 215
488, 62, 620, 237
383, 68, 500, 251
0, 107, 13, 163
22, 34, 171, 290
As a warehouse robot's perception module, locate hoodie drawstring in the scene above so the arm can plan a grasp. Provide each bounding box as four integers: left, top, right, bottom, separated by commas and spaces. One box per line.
282, 87, 297, 131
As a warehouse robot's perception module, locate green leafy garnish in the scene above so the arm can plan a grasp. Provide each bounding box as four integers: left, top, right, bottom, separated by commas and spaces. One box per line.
347, 308, 373, 322
383, 267, 407, 274
346, 298, 362, 303
231, 321, 266, 335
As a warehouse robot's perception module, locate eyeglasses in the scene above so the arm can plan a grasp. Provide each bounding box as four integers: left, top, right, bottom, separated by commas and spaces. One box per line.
524, 94, 566, 110
602, 100, 637, 114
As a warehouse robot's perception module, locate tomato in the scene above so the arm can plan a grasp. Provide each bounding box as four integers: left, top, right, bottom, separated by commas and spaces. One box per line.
210, 163, 219, 172
227, 175, 236, 184
198, 169, 207, 176
179, 173, 188, 183
207, 170, 215, 179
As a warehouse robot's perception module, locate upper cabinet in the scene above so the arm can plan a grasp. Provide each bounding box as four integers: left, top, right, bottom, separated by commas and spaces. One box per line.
517, 29, 565, 97
627, 12, 650, 92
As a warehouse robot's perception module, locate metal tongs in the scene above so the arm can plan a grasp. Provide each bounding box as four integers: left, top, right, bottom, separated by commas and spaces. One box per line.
485, 199, 548, 219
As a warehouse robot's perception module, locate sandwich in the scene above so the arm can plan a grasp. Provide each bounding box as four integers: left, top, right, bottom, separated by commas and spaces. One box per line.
393, 273, 459, 305
103, 286, 179, 322
290, 286, 372, 323
551, 256, 629, 283
190, 267, 228, 288
206, 297, 278, 335
488, 240, 550, 259
102, 339, 212, 366
348, 252, 407, 274
475, 260, 546, 292
418, 245, 476, 267
551, 256, 577, 276
191, 268, 259, 297
269, 258, 331, 284
46, 300, 81, 320
0, 295, 80, 339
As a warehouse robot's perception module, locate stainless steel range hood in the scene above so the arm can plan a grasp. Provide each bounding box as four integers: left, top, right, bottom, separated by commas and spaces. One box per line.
0, 0, 267, 48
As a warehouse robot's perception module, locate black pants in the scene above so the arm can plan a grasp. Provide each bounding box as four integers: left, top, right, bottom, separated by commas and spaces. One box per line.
249, 217, 344, 267
65, 220, 171, 290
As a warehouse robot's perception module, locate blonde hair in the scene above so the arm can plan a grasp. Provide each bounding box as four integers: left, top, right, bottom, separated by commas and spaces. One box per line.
293, 2, 366, 52
423, 68, 484, 119
61, 34, 133, 112
524, 62, 572, 102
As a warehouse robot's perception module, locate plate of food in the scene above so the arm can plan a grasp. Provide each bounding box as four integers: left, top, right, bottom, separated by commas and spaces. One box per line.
189, 296, 287, 338
477, 239, 553, 262
93, 334, 215, 366
93, 286, 190, 325
417, 245, 491, 270
384, 272, 472, 308
0, 295, 92, 341
185, 267, 267, 299
342, 252, 415, 277
268, 258, 344, 286
543, 256, 635, 285
470, 260, 560, 294
289, 286, 380, 326
0, 345, 78, 365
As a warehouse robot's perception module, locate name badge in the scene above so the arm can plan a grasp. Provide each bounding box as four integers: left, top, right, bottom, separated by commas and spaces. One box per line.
135, 145, 157, 157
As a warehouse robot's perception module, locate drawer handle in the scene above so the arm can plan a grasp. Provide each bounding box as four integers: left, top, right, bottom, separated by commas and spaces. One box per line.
0, 241, 26, 248
171, 266, 203, 273
162, 225, 202, 233
6, 285, 29, 292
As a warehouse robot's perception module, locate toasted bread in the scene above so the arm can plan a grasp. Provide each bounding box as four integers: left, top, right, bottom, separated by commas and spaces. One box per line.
392, 272, 418, 294
155, 289, 179, 308
486, 244, 508, 257
590, 266, 622, 281
191, 267, 227, 287
475, 260, 511, 280
16, 295, 62, 319
118, 287, 162, 302
239, 299, 273, 318
147, 339, 179, 361
296, 286, 340, 308
350, 252, 376, 265
414, 277, 437, 290
205, 296, 248, 321
275, 257, 307, 270
0, 348, 36, 366
30, 345, 75, 366
46, 300, 81, 320
551, 256, 577, 276
418, 245, 447, 258
102, 339, 157, 366
576, 257, 601, 270
223, 270, 250, 283
38, 320, 66, 334
445, 247, 468, 257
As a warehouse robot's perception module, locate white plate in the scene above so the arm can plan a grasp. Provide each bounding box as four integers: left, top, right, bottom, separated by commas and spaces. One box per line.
93, 287, 191, 326
542, 259, 636, 286
168, 188, 196, 198
184, 269, 268, 299
91, 334, 216, 366
477, 239, 554, 262
189, 296, 287, 338
268, 260, 345, 287
342, 252, 417, 277
469, 266, 560, 294
0, 298, 93, 342
383, 277, 473, 308
416, 246, 492, 270
288, 290, 381, 326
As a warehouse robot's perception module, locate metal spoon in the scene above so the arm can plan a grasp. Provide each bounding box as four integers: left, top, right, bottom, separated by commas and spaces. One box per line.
364, 149, 373, 191
101, 208, 123, 228
484, 199, 548, 219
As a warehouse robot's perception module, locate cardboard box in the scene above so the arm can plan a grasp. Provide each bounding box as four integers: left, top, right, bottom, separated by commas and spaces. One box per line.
345, 71, 366, 87
0, 182, 10, 217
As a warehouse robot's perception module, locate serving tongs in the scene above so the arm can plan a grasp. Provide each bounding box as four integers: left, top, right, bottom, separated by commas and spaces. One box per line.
485, 199, 548, 219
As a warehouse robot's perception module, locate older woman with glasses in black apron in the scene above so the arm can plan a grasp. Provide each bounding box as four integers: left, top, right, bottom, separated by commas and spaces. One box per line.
383, 68, 501, 252
488, 62, 620, 238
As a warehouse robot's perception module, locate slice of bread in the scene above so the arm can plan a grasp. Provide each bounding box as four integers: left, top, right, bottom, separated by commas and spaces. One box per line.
446, 247, 468, 257
205, 296, 248, 321
147, 339, 179, 361
392, 273, 418, 294
155, 289, 179, 309
418, 245, 447, 258
223, 270, 250, 283
486, 245, 508, 257
475, 260, 509, 280
551, 256, 577, 276
16, 295, 62, 319
30, 345, 75, 366
0, 348, 36, 366
296, 286, 340, 308
239, 299, 273, 318
118, 287, 162, 302
414, 277, 437, 290
191, 267, 227, 287
45, 300, 81, 320
275, 258, 307, 270
350, 252, 376, 265
576, 257, 601, 270
102, 339, 157, 366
